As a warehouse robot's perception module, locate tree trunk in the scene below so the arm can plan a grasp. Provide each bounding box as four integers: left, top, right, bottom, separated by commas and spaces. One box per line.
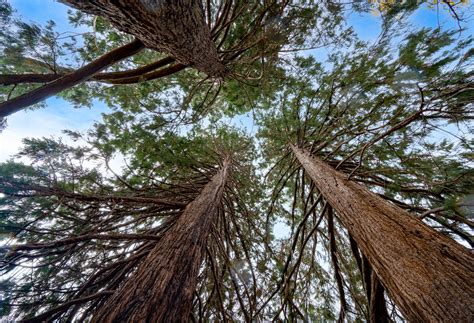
290, 144, 474, 322
59, 0, 226, 77
91, 159, 230, 322
0, 39, 144, 118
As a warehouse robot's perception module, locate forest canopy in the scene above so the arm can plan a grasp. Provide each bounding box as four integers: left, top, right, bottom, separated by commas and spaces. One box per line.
0, 0, 473, 322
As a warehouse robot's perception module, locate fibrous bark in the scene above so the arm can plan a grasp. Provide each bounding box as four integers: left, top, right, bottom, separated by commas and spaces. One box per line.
291, 144, 474, 322
91, 158, 230, 322
59, 0, 226, 77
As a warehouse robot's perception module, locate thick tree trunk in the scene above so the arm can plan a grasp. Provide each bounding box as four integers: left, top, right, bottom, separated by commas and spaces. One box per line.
91, 159, 229, 322
59, 0, 226, 77
290, 144, 474, 322
0, 39, 144, 118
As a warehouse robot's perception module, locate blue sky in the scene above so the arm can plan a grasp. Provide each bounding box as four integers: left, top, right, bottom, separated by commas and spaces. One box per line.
0, 0, 472, 164
9, 0, 73, 30
0, 1, 110, 161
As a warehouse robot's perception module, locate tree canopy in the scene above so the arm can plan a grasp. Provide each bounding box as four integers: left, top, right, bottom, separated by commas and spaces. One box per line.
1, 0, 473, 321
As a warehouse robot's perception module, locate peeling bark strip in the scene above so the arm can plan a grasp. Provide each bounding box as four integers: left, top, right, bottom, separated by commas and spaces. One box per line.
91, 159, 230, 322
59, 0, 226, 77
290, 144, 474, 322
369, 271, 390, 323
0, 39, 144, 118
327, 206, 347, 323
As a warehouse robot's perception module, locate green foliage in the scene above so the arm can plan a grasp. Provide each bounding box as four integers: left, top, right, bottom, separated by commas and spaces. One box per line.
0, 123, 268, 321
1, 1, 473, 321
256, 22, 473, 320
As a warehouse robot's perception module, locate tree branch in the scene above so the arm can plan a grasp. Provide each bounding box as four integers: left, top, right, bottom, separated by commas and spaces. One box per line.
0, 39, 144, 118
0, 56, 175, 85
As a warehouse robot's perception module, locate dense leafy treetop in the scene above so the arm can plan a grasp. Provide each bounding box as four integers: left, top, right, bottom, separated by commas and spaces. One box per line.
0, 0, 354, 120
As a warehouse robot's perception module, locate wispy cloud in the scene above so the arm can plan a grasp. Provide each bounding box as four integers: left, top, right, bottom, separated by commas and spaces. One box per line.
0, 98, 109, 162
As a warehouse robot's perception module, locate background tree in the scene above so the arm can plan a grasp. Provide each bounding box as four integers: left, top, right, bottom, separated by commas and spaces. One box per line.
367, 0, 471, 28
257, 25, 473, 321
0, 125, 270, 321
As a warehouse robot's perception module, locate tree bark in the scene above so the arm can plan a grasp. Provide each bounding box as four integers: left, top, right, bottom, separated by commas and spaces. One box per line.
362, 254, 391, 323
0, 39, 144, 118
290, 144, 474, 322
91, 159, 230, 322
59, 0, 226, 77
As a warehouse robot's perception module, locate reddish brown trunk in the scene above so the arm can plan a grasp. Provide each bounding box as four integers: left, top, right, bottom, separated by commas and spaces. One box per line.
291, 144, 474, 322
59, 0, 226, 77
0, 39, 144, 118
91, 160, 230, 322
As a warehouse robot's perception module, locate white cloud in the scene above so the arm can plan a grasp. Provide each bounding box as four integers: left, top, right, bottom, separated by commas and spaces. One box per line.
0, 98, 108, 162
0, 98, 131, 179
1, 112, 67, 162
